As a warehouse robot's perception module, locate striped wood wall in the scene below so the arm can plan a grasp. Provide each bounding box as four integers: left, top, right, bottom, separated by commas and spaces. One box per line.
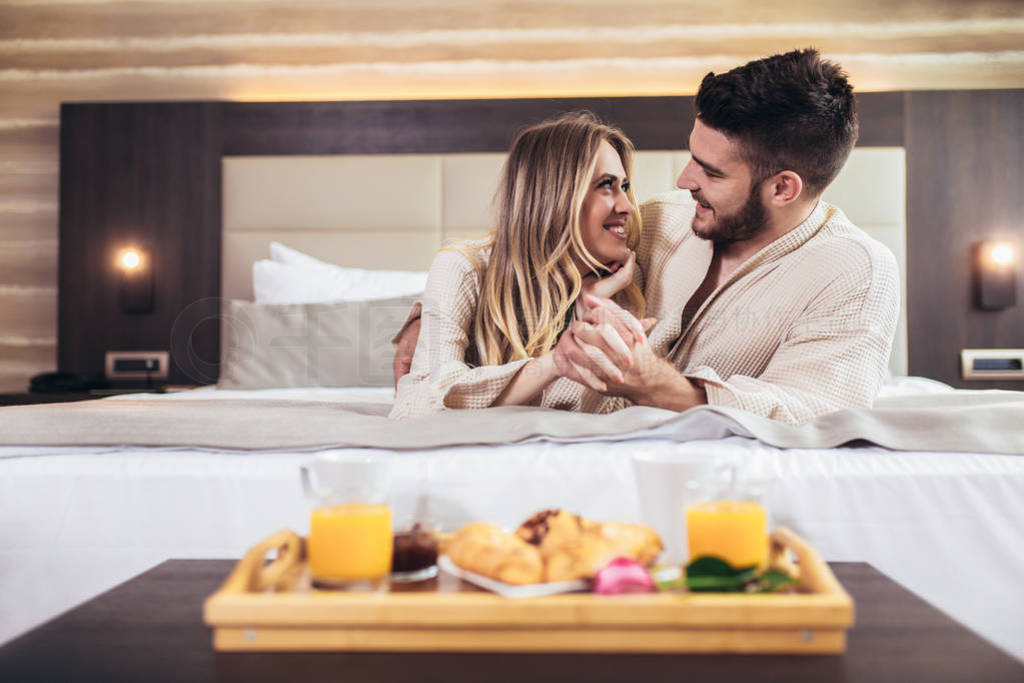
2, 0, 1023, 390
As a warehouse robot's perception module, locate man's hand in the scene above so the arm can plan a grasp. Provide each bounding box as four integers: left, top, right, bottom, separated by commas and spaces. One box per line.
392, 317, 421, 387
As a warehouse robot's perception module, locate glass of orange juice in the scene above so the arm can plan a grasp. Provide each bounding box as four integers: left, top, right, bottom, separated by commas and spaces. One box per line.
685, 500, 769, 569
301, 452, 393, 589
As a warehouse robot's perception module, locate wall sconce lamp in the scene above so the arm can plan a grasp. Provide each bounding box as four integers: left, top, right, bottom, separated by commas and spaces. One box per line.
117, 247, 154, 314
974, 240, 1017, 310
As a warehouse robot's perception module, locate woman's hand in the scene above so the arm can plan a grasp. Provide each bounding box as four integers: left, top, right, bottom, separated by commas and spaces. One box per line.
581, 250, 636, 300
552, 319, 633, 392
552, 295, 657, 393
580, 294, 655, 348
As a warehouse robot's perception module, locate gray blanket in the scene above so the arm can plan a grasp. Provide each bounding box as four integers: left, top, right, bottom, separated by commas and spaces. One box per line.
1, 389, 1022, 454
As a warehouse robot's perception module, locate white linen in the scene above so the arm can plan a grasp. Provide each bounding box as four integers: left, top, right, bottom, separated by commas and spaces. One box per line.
1, 379, 1021, 664
162, 385, 396, 402
875, 374, 955, 397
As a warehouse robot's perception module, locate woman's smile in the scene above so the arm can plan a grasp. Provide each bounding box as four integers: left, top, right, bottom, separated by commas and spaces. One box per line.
580, 140, 634, 266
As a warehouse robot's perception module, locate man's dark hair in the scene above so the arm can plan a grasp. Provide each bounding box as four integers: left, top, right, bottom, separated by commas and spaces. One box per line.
694, 48, 858, 196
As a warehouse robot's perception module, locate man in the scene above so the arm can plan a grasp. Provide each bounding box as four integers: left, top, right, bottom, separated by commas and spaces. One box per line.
396, 48, 899, 424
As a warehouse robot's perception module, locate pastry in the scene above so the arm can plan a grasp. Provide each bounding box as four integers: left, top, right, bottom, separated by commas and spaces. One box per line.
515, 509, 597, 555
516, 509, 664, 582
542, 533, 620, 582
448, 510, 663, 585
446, 522, 544, 585
596, 521, 663, 566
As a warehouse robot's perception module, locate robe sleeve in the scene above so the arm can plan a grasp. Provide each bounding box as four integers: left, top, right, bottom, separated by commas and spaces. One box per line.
389, 247, 530, 419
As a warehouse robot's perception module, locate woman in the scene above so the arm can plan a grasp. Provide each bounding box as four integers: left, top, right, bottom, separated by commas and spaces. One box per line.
390, 112, 645, 418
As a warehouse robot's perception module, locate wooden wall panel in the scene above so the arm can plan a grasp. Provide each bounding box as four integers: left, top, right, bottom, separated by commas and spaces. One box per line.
3, 2, 1022, 108
0, 122, 59, 390
0, 342, 54, 392
58, 103, 222, 386
0, 211, 58, 244
0, 240, 57, 288
0, 286, 55, 341
906, 90, 1024, 389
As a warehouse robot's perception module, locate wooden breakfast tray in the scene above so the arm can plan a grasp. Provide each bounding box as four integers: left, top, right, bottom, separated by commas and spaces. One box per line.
203, 527, 854, 654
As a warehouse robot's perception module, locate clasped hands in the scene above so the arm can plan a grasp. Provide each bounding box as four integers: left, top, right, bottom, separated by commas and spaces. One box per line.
553, 293, 665, 401
552, 294, 705, 411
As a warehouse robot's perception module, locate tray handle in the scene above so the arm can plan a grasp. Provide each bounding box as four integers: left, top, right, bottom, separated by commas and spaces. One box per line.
769, 526, 847, 597
220, 529, 304, 595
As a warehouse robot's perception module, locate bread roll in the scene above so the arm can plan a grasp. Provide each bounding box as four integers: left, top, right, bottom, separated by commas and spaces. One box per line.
446, 522, 544, 585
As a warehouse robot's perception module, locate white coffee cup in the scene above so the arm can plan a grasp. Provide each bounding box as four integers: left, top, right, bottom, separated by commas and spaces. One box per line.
631, 451, 736, 565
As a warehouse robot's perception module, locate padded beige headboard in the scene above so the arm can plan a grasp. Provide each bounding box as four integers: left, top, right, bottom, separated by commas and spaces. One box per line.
222, 148, 907, 374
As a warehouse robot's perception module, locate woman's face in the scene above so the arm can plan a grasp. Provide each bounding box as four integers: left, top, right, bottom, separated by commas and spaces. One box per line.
578, 140, 634, 269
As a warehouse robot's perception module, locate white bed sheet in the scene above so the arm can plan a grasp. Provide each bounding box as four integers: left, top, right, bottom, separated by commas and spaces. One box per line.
1, 381, 1021, 664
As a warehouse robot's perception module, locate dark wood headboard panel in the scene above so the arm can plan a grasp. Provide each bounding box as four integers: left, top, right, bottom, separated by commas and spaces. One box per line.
59, 102, 223, 386
905, 90, 1024, 388
58, 92, 1022, 388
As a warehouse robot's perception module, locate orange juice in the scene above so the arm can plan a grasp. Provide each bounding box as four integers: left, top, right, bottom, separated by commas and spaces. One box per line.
308, 503, 393, 581
685, 500, 768, 569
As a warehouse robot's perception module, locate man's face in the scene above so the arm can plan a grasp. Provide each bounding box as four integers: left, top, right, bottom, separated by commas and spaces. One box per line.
676, 119, 767, 244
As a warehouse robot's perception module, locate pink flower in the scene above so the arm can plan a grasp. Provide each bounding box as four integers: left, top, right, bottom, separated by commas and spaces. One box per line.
593, 557, 655, 595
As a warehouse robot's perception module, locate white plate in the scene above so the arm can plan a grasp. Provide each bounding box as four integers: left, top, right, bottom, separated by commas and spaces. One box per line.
437, 555, 589, 598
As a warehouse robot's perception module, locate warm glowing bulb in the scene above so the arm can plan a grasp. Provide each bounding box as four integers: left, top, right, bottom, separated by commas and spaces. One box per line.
121, 250, 141, 270
990, 243, 1014, 266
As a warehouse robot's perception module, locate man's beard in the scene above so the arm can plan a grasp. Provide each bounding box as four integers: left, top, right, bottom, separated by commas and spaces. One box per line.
691, 182, 767, 244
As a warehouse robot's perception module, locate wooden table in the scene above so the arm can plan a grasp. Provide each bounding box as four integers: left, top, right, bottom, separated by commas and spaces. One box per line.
0, 560, 1020, 683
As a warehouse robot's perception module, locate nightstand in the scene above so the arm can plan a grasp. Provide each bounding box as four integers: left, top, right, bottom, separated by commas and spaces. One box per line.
0, 386, 202, 406
0, 393, 100, 407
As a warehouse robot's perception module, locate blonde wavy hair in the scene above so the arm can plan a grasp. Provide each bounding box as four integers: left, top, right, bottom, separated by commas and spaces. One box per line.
463, 111, 644, 366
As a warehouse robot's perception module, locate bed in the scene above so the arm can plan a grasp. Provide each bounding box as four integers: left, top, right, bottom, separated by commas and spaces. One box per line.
3, 97, 1024, 666
3, 381, 1024, 662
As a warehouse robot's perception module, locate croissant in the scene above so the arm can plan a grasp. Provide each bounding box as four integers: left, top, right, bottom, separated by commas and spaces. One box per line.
446, 522, 544, 585
543, 533, 620, 582
516, 509, 664, 582
597, 521, 663, 566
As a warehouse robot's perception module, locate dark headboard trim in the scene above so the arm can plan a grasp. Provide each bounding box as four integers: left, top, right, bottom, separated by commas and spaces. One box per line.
220, 93, 904, 156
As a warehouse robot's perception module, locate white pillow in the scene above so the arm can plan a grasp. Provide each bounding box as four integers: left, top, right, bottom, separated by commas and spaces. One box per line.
269, 241, 343, 273
252, 241, 428, 303
251, 259, 349, 304
219, 295, 421, 388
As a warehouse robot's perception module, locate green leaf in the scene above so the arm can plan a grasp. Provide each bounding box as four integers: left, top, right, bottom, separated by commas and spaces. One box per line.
753, 570, 795, 593
684, 575, 747, 592
685, 555, 734, 577
686, 556, 757, 578
685, 556, 758, 577
679, 555, 790, 594
684, 557, 758, 592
